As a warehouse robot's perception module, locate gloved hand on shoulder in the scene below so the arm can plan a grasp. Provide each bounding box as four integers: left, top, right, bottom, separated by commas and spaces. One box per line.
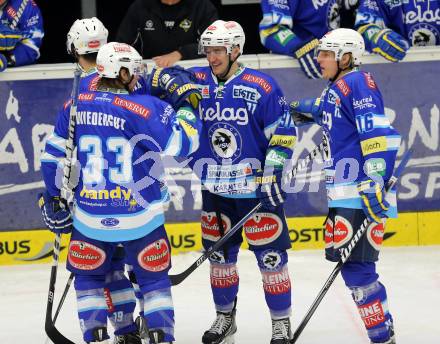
294, 38, 322, 79
0, 53, 7, 72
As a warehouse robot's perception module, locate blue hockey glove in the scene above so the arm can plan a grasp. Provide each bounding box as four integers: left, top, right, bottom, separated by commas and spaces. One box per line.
148, 65, 202, 109
290, 98, 322, 126
0, 24, 22, 51
38, 191, 73, 233
0, 53, 7, 72
357, 178, 390, 223
360, 24, 409, 62
294, 39, 322, 79
256, 168, 287, 210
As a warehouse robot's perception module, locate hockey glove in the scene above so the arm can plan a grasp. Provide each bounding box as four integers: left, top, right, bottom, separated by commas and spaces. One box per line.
0, 53, 7, 72
359, 24, 409, 62
357, 178, 390, 223
148, 65, 202, 109
38, 191, 73, 233
294, 39, 322, 79
256, 168, 287, 210
290, 98, 322, 126
0, 24, 22, 51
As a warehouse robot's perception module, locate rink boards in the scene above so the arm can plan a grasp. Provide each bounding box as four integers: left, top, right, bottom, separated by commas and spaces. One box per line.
0, 210, 439, 266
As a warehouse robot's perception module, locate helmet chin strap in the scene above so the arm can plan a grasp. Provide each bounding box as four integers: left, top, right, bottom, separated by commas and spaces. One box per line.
213, 52, 240, 81
329, 58, 352, 83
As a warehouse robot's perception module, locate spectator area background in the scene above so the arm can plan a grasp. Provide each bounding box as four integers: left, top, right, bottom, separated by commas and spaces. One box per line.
37, 0, 267, 64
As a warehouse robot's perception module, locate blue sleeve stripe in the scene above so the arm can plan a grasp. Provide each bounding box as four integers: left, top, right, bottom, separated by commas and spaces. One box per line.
46, 134, 66, 153
163, 128, 182, 156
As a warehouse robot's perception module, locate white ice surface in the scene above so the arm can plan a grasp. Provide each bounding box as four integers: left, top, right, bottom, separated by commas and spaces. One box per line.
1, 246, 439, 344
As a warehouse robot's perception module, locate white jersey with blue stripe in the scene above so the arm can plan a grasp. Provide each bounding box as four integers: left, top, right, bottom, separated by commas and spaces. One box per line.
319, 70, 401, 215
41, 87, 200, 242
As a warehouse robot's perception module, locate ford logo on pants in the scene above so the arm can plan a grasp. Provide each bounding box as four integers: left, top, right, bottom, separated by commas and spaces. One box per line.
101, 218, 119, 227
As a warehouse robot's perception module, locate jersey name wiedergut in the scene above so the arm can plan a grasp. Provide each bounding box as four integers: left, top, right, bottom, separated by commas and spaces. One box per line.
189, 66, 296, 198
356, 0, 440, 46
319, 71, 400, 216
41, 74, 199, 242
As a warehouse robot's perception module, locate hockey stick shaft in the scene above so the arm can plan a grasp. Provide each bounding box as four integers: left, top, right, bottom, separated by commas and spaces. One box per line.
45, 68, 81, 344
53, 272, 74, 324
169, 141, 327, 286
291, 150, 412, 343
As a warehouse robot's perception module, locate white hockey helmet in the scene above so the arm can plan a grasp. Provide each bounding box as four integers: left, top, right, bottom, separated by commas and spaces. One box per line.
317, 28, 365, 65
96, 42, 144, 79
67, 17, 108, 55
199, 20, 246, 55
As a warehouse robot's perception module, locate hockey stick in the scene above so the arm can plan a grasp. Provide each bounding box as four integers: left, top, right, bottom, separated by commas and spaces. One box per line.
291, 149, 412, 343
53, 272, 75, 324
45, 67, 81, 344
169, 141, 327, 286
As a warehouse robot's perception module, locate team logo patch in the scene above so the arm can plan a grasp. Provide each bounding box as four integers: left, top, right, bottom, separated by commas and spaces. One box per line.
409, 23, 440, 46
201, 212, 231, 242
68, 240, 106, 270
209, 123, 242, 161
101, 217, 119, 227
210, 264, 239, 288
138, 239, 170, 272
262, 266, 291, 295
244, 213, 283, 246
260, 250, 283, 270
333, 215, 353, 249
325, 218, 334, 249
367, 221, 385, 250
358, 299, 385, 329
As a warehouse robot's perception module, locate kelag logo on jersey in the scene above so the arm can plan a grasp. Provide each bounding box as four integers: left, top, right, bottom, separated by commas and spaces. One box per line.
201, 102, 249, 125
209, 122, 242, 161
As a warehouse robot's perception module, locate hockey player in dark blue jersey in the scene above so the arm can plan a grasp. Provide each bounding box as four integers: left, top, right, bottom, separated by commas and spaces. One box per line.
39, 42, 201, 344
191, 20, 297, 344
290, 28, 400, 344
355, 0, 440, 62
259, 0, 342, 79
0, 0, 43, 71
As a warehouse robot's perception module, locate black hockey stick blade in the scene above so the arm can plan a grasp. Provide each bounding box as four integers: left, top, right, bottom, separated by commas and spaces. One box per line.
169, 142, 327, 286
291, 150, 412, 343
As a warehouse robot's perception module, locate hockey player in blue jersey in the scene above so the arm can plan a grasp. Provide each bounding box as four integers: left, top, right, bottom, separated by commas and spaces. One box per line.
0, 0, 43, 71
355, 0, 440, 62
65, 17, 143, 344
39, 42, 201, 344
191, 20, 297, 344
259, 0, 342, 79
290, 28, 400, 344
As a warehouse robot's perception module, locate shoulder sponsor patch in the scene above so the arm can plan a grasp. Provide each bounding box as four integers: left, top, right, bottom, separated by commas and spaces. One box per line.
335, 79, 351, 96
195, 72, 207, 80
242, 73, 272, 93
113, 96, 150, 118
364, 73, 377, 90
78, 93, 96, 101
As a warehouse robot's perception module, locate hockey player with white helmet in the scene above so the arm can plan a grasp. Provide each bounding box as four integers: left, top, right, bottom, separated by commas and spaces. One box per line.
290, 28, 401, 344
39, 41, 202, 344
190, 20, 297, 344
